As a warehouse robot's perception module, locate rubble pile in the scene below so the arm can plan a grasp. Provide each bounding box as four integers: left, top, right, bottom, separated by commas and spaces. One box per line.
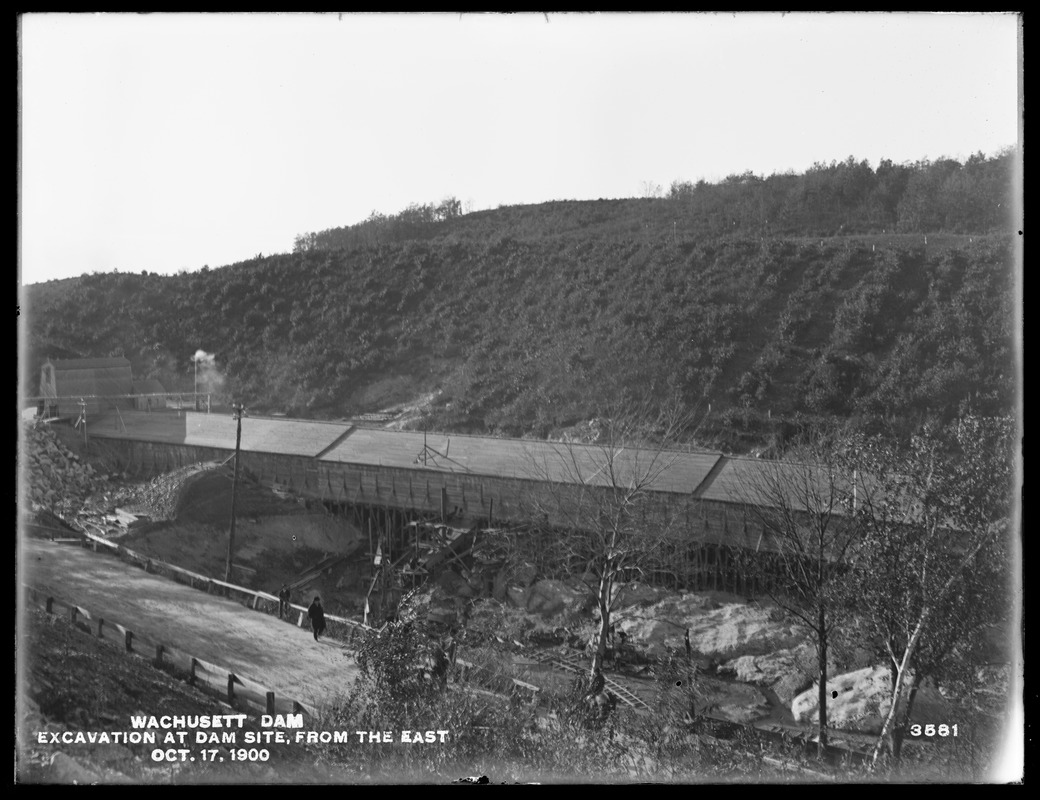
398, 574, 473, 628
110, 463, 215, 521
23, 424, 104, 514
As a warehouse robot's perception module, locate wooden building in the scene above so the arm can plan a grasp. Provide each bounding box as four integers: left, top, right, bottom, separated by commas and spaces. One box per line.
39, 357, 133, 419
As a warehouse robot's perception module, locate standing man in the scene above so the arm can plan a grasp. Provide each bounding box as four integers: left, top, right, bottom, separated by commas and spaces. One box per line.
684, 628, 692, 662
308, 596, 326, 642
278, 584, 292, 620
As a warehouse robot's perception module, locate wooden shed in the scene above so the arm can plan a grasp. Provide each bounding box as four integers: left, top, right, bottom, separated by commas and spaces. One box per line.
39, 357, 133, 419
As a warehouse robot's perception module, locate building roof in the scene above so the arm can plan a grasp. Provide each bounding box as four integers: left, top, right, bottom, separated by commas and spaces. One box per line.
699, 456, 855, 514
319, 427, 724, 493
84, 411, 888, 518
42, 358, 133, 402
88, 411, 352, 459
45, 357, 131, 371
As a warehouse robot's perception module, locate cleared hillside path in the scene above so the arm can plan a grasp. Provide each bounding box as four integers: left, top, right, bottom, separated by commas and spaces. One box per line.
21, 538, 359, 712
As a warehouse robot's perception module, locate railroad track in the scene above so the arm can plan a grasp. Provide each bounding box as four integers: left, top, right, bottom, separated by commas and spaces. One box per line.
527, 650, 651, 711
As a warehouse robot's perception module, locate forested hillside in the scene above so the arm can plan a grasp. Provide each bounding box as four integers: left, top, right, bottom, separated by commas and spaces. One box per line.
294, 150, 1014, 251
25, 151, 1017, 454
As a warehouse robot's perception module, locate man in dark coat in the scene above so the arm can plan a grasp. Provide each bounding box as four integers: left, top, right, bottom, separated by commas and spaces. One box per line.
308, 596, 326, 641
278, 584, 292, 620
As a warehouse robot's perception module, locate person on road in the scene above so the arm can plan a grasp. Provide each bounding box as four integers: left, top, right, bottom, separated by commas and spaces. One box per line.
308, 596, 326, 641
278, 584, 292, 620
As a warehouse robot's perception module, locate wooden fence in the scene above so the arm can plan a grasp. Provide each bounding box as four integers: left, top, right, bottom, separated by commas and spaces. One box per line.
24, 585, 313, 719
72, 528, 379, 644
35, 532, 598, 712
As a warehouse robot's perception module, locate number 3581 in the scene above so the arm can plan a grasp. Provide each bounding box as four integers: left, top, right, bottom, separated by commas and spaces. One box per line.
909, 724, 958, 737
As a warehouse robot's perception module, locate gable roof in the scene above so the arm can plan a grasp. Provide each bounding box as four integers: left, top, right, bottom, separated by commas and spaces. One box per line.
46, 357, 131, 371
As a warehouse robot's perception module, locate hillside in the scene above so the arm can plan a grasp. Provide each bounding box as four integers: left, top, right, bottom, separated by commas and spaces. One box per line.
23, 153, 1017, 454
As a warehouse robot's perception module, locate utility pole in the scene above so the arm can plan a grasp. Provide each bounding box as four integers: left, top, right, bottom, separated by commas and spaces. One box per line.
77, 398, 88, 447
224, 403, 245, 588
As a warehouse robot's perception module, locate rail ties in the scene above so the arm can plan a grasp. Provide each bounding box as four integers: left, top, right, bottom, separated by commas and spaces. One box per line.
527, 651, 651, 711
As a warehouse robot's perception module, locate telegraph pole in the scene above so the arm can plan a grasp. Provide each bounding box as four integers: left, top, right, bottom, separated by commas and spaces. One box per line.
77, 398, 87, 447
224, 403, 245, 588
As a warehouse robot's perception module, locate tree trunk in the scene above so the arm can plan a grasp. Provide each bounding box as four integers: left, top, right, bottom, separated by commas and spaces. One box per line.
591, 572, 612, 677
871, 612, 928, 768
893, 672, 921, 764
817, 605, 829, 753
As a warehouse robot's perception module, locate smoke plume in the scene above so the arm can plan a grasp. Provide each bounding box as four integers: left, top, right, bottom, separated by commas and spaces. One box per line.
192, 350, 226, 395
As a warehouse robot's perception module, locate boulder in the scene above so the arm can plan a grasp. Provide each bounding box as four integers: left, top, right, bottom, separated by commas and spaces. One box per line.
791, 665, 951, 735
612, 582, 667, 609
772, 670, 816, 707
793, 666, 889, 733
718, 641, 820, 705
525, 579, 593, 617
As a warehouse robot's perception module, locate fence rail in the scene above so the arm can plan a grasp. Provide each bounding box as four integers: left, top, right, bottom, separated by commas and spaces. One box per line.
69, 527, 379, 643
37, 529, 544, 709
24, 585, 314, 718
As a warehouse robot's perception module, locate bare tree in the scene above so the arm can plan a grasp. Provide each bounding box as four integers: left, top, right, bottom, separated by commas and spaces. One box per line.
845, 416, 1016, 769
733, 438, 864, 753
517, 398, 699, 678
641, 180, 664, 199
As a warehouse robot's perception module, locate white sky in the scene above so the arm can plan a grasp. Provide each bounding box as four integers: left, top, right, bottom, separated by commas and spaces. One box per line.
19, 12, 1021, 285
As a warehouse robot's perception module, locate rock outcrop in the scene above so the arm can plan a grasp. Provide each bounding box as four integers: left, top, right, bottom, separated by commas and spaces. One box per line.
613, 596, 805, 661
790, 665, 951, 735
718, 641, 816, 705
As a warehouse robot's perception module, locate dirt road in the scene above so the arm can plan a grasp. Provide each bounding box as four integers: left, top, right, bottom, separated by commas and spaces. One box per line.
21, 539, 360, 713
